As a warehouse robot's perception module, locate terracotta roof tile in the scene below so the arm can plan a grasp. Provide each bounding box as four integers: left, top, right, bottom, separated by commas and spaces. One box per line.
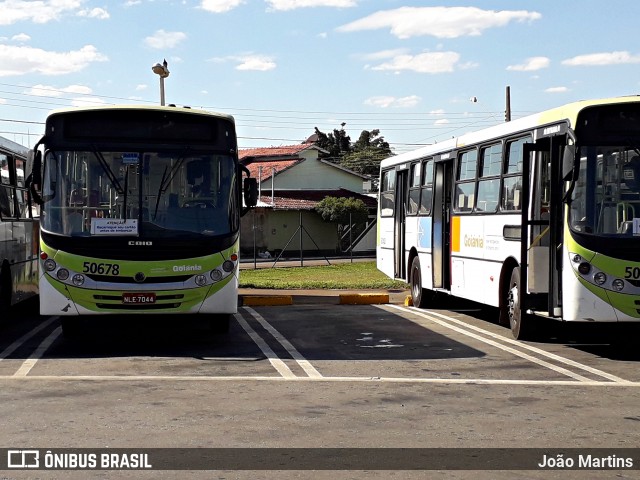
245, 159, 301, 181
239, 144, 316, 160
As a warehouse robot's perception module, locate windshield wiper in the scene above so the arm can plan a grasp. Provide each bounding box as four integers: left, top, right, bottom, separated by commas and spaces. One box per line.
152, 148, 190, 220
92, 148, 124, 194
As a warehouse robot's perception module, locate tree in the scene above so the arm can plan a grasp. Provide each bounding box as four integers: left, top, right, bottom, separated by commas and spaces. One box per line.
339, 129, 393, 176
312, 127, 393, 176
313, 127, 351, 158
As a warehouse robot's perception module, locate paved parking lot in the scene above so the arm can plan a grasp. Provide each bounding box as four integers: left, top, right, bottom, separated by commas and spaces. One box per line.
1, 295, 640, 478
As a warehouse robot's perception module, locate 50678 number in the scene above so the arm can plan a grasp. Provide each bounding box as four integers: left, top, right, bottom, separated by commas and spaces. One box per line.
82, 262, 120, 275
624, 266, 640, 279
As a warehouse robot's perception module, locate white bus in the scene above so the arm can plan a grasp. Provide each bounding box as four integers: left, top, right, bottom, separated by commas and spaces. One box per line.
0, 135, 39, 313
30, 105, 257, 336
378, 96, 640, 339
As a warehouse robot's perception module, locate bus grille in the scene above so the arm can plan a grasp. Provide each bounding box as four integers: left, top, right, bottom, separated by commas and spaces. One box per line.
87, 275, 193, 284
94, 303, 182, 310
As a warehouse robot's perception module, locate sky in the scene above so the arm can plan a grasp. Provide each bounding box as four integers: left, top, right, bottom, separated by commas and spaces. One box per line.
2, 0, 640, 154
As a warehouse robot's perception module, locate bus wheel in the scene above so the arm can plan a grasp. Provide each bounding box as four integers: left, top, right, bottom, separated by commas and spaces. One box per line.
410, 256, 430, 308
506, 267, 536, 340
210, 314, 231, 334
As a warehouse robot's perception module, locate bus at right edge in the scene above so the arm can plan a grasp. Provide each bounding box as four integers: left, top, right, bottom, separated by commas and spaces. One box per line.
377, 96, 640, 339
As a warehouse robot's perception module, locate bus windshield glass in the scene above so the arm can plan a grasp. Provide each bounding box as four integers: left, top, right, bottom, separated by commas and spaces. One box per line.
569, 144, 640, 236
40, 149, 237, 238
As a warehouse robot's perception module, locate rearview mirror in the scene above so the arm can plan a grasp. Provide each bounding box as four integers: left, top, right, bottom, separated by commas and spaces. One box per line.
562, 145, 575, 181
244, 177, 258, 207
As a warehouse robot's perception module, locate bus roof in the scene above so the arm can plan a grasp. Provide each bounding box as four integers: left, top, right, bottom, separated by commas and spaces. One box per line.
0, 135, 29, 157
46, 104, 236, 124
380, 95, 640, 169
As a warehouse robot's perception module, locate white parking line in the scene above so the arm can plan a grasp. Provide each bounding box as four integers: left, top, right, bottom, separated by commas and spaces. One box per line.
384, 305, 631, 384
234, 313, 295, 378
243, 307, 322, 378
0, 317, 58, 361
13, 327, 61, 377
1, 375, 640, 387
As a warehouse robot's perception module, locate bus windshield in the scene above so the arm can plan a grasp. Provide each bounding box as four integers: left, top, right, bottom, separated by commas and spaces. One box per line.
569, 144, 640, 236
40, 149, 238, 238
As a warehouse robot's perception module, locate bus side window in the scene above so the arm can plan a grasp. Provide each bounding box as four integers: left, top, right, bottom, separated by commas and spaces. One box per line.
476, 143, 501, 212
501, 137, 529, 211
0, 185, 11, 217
419, 159, 433, 214
454, 149, 477, 212
380, 169, 395, 217
407, 162, 421, 215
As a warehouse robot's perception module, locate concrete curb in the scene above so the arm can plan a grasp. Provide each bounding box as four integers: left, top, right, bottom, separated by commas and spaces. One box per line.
338, 293, 389, 305
240, 292, 400, 307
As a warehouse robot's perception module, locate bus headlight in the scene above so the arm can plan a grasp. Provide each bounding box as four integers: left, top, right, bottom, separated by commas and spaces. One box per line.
195, 274, 207, 287
572, 254, 582, 263
72, 274, 85, 286
56, 268, 69, 281
222, 260, 235, 273
612, 279, 625, 291
578, 262, 591, 275
210, 269, 223, 282
594, 272, 607, 285
44, 259, 56, 272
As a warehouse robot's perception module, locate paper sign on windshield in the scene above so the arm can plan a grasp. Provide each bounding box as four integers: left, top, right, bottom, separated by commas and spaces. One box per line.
91, 218, 139, 236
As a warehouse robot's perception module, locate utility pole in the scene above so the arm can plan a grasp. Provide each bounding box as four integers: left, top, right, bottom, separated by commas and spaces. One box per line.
505, 85, 511, 122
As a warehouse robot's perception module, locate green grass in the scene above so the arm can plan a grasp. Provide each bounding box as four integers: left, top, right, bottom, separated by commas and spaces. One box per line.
239, 261, 408, 290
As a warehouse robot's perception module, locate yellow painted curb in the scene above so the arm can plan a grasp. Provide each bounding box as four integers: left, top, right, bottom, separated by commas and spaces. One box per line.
338, 293, 389, 305
242, 295, 293, 306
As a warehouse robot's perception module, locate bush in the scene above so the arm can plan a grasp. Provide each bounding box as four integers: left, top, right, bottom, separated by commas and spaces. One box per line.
315, 196, 369, 224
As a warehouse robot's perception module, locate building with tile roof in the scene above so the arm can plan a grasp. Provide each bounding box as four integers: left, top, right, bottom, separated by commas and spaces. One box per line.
239, 143, 377, 258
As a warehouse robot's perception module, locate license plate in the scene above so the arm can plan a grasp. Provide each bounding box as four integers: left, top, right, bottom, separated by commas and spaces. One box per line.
122, 292, 157, 304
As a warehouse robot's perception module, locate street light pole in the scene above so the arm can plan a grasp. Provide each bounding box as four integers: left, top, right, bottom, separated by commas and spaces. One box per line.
151, 59, 170, 106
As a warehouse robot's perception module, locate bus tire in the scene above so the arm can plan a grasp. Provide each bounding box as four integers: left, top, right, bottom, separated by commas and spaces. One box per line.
0, 263, 11, 316
410, 256, 430, 308
506, 267, 537, 340
210, 314, 231, 334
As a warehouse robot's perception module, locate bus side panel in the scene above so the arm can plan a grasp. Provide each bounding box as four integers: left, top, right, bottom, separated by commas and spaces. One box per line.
377, 215, 396, 279
450, 258, 502, 307
404, 215, 419, 279
1, 219, 38, 306
449, 215, 521, 307
416, 217, 433, 290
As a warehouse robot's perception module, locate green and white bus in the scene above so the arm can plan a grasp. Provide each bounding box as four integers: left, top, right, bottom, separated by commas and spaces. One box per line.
30, 105, 257, 335
1, 136, 38, 312
377, 96, 640, 339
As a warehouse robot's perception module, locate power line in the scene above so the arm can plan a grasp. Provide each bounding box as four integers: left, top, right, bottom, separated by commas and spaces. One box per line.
0, 80, 520, 150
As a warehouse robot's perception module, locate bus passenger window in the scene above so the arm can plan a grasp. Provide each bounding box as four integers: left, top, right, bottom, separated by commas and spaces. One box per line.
501, 137, 529, 212
476, 179, 499, 212
419, 160, 433, 215
407, 163, 420, 215
0, 185, 11, 217
380, 170, 395, 217
455, 183, 475, 212
502, 177, 522, 211
454, 150, 477, 213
